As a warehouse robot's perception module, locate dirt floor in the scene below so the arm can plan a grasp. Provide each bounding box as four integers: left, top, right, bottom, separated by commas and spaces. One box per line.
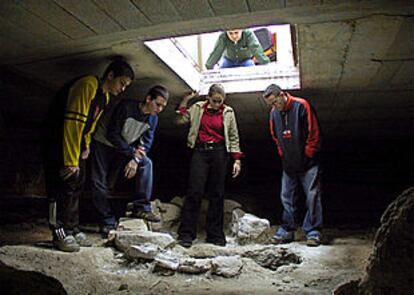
0, 216, 375, 295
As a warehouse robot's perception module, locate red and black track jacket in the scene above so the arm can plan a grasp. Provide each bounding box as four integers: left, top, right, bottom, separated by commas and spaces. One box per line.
269, 93, 321, 173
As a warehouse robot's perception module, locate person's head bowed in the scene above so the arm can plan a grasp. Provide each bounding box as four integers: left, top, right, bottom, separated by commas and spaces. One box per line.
207, 84, 226, 110
143, 85, 169, 115
262, 84, 287, 111
102, 60, 135, 96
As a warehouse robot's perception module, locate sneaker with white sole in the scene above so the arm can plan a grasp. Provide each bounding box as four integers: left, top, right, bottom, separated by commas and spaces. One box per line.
306, 234, 321, 247
53, 235, 80, 252
74, 232, 93, 247
271, 227, 294, 244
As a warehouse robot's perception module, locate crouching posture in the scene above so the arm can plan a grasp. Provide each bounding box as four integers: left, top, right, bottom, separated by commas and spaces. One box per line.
91, 86, 169, 238
176, 84, 243, 248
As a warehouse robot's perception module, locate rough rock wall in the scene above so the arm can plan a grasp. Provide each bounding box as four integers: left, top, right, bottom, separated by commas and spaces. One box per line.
334, 187, 414, 295
0, 69, 53, 195
360, 187, 414, 294
0, 261, 67, 295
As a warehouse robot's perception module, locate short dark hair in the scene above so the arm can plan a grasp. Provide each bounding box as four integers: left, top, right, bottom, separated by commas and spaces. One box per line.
102, 60, 135, 80
263, 84, 282, 98
147, 85, 169, 101
208, 83, 226, 99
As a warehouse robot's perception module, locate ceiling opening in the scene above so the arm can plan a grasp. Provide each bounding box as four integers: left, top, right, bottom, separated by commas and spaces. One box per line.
145, 24, 300, 94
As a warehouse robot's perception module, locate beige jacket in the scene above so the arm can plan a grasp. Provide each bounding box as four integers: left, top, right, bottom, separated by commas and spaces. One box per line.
176, 101, 242, 154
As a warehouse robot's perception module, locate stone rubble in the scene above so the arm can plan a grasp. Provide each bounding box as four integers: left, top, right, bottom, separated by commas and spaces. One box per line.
211, 255, 243, 278
232, 213, 271, 245
125, 244, 160, 260
109, 197, 300, 278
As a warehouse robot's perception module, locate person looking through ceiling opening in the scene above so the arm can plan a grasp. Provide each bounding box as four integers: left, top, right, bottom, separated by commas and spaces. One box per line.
205, 29, 270, 69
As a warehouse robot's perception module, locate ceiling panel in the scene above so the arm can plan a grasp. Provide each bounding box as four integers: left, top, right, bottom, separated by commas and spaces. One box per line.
299, 22, 352, 90
368, 17, 414, 88
0, 17, 47, 48
390, 61, 414, 87
285, 0, 321, 7
208, 0, 249, 15
169, 0, 214, 20
17, 0, 95, 39
247, 0, 284, 11
131, 0, 181, 24
385, 17, 414, 60
54, 0, 123, 34
0, 1, 70, 43
93, 0, 151, 30
339, 15, 403, 89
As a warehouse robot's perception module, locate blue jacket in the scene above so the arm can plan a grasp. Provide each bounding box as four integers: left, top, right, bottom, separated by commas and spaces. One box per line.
94, 99, 158, 160
269, 93, 321, 173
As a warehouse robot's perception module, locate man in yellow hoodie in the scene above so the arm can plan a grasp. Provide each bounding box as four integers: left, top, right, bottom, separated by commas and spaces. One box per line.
42, 60, 134, 252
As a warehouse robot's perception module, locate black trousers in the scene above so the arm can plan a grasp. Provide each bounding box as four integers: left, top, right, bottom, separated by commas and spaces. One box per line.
178, 146, 228, 241
44, 156, 86, 233
90, 141, 117, 226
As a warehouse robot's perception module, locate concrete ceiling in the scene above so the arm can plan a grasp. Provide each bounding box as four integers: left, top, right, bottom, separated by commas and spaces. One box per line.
0, 0, 413, 141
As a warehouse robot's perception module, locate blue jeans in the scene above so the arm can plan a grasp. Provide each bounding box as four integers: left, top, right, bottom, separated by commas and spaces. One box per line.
91, 141, 153, 226
280, 165, 323, 236
132, 156, 153, 212
219, 57, 255, 69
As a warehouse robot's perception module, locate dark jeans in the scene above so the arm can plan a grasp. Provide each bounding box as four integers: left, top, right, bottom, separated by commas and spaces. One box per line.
44, 156, 86, 234
280, 165, 323, 235
178, 145, 228, 241
90, 141, 153, 226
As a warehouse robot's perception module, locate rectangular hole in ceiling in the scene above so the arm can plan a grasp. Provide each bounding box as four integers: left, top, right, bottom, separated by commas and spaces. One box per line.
145, 24, 300, 94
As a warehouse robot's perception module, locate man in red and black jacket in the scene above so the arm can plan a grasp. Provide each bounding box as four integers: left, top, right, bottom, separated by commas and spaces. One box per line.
263, 84, 323, 247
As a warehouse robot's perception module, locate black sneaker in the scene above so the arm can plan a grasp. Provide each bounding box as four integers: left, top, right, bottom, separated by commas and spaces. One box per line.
178, 239, 193, 248
133, 210, 161, 223
206, 239, 226, 247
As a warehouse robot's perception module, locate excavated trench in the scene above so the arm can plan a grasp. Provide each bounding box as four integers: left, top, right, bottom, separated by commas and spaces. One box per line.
0, 195, 379, 295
